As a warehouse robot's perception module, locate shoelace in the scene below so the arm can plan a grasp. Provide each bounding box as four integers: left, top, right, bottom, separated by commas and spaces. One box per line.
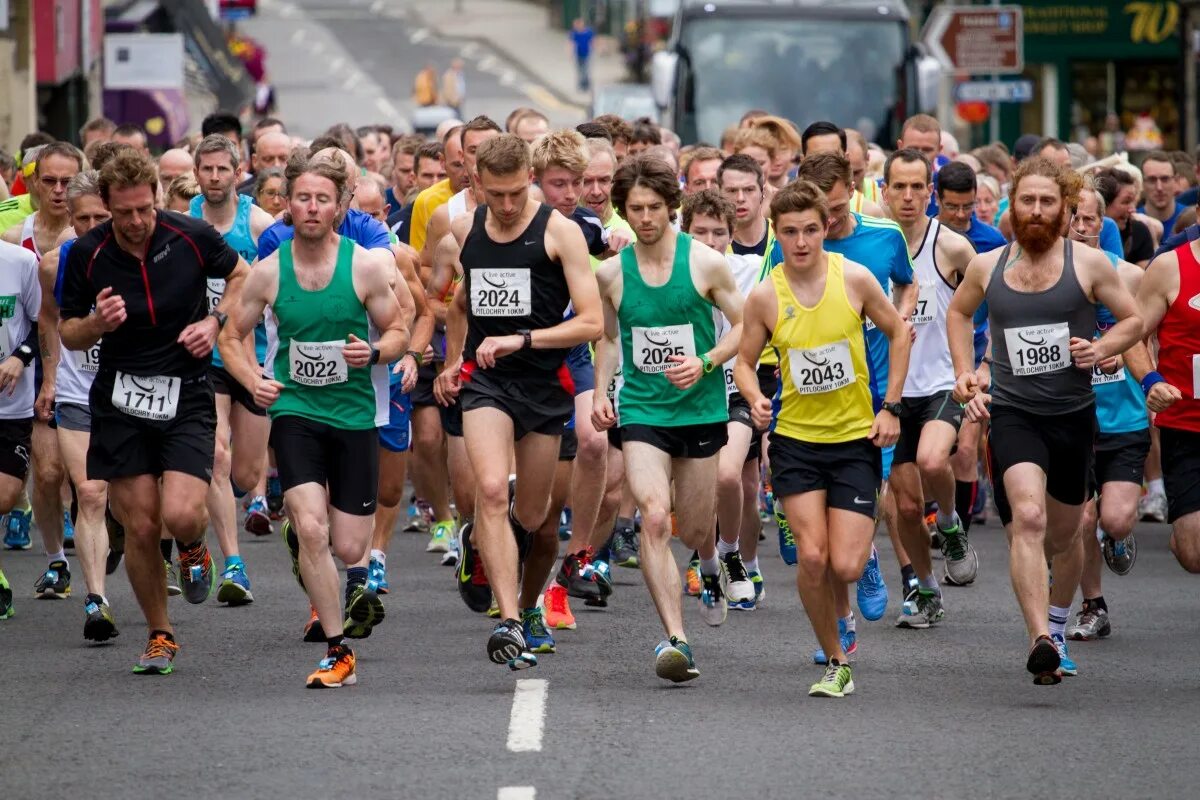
547, 587, 569, 614
144, 636, 178, 661
941, 531, 967, 561
821, 663, 844, 685
178, 544, 209, 572
725, 554, 748, 583
862, 558, 883, 593
524, 611, 549, 638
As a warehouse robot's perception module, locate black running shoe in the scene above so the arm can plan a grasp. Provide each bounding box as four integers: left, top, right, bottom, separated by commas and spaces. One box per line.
487, 618, 536, 670
456, 522, 493, 613
105, 505, 125, 576
343, 584, 386, 639
556, 550, 601, 600
612, 524, 639, 568
34, 560, 71, 599
1027, 635, 1062, 686
281, 519, 305, 591
83, 593, 119, 642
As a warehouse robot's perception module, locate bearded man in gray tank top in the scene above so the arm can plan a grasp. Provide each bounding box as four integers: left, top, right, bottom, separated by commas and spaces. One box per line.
947, 157, 1142, 685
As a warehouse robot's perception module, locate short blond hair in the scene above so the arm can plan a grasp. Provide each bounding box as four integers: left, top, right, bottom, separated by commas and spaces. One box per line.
732, 127, 777, 160
747, 115, 801, 152
530, 129, 588, 178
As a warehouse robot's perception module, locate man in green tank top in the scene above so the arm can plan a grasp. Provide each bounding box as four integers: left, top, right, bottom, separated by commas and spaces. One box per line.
220, 152, 410, 689
592, 155, 745, 683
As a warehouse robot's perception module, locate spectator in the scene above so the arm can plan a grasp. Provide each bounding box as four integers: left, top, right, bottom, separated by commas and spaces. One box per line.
570, 18, 595, 92
413, 62, 439, 106
441, 59, 467, 117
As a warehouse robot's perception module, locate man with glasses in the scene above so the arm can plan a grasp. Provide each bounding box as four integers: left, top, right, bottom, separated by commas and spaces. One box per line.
1139, 151, 1188, 238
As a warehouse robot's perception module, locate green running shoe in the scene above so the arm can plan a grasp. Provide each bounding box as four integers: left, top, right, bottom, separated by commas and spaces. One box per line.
521, 607, 556, 653
281, 519, 305, 591
343, 584, 385, 639
809, 661, 855, 698
0, 568, 13, 619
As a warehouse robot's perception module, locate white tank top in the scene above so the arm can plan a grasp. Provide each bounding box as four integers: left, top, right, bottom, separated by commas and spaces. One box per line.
53, 239, 98, 405
903, 218, 956, 396
447, 189, 469, 222
715, 251, 763, 395
20, 214, 41, 261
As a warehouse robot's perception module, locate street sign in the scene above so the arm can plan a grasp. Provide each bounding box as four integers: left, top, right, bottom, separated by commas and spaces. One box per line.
923, 5, 1024, 74
954, 80, 1034, 104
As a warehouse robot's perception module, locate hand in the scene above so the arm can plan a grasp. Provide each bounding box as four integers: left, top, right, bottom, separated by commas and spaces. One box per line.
1069, 336, 1098, 369
344, 333, 374, 368
608, 229, 633, 253
34, 380, 55, 421
868, 409, 900, 448
177, 315, 219, 358
433, 360, 462, 406
749, 394, 773, 430
394, 353, 419, 393
0, 356, 24, 397
664, 355, 703, 390
474, 334, 523, 369
1146, 381, 1183, 413
1097, 354, 1122, 375
974, 360, 992, 393
952, 370, 979, 405
963, 391, 992, 423
253, 377, 284, 409
95, 287, 127, 332
423, 344, 435, 363
904, 317, 916, 343
591, 394, 616, 431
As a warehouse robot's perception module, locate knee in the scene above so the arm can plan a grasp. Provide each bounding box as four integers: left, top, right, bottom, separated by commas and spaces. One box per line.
915, 452, 945, 480
211, 437, 231, 478
475, 476, 510, 516
331, 535, 366, 565
75, 481, 107, 514
895, 489, 924, 522
413, 424, 443, 454
377, 480, 406, 509
796, 546, 828, 582
230, 458, 263, 495
1099, 508, 1134, 540
830, 552, 863, 584
291, 511, 329, 548
717, 464, 742, 496
162, 499, 207, 540
1170, 532, 1200, 573
576, 428, 607, 466
33, 455, 64, 488
639, 506, 671, 538
1009, 501, 1046, 537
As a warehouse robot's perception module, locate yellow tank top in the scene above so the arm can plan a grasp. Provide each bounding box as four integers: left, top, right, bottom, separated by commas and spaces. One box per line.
769, 252, 874, 443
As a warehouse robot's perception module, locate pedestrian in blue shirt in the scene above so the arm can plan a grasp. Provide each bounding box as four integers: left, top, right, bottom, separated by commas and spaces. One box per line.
570, 18, 595, 92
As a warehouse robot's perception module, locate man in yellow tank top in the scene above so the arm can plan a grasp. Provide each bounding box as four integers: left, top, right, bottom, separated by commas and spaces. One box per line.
734, 180, 911, 699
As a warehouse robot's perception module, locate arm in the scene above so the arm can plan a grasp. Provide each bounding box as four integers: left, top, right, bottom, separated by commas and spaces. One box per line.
947, 254, 989, 401
249, 205, 277, 242
354, 248, 409, 365
394, 243, 432, 392
420, 205, 451, 273
1135, 252, 1179, 338
60, 241, 124, 351
1081, 250, 1143, 365
218, 257, 275, 392
664, 247, 743, 390
36, 250, 62, 420
178, 256, 251, 359
732, 282, 774, 430
433, 279, 468, 406
589, 263, 621, 431
1, 224, 19, 246
856, 267, 908, 446
425, 232, 461, 328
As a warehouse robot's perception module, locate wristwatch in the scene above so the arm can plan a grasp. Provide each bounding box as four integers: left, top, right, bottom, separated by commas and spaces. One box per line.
700, 353, 715, 374
406, 349, 423, 366
14, 344, 34, 367
518, 329, 533, 350
368, 345, 381, 365
209, 309, 228, 329
881, 401, 903, 417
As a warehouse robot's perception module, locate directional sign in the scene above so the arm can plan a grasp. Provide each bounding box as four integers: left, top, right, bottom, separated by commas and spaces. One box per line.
954, 80, 1034, 104
923, 5, 1024, 74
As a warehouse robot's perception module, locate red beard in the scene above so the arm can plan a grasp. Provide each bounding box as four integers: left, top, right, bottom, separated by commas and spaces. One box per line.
1013, 208, 1064, 255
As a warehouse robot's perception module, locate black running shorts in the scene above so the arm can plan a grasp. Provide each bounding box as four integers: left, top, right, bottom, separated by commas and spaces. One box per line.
620, 422, 728, 460
893, 390, 963, 465
1089, 429, 1150, 495
0, 418, 32, 481
461, 368, 572, 440
768, 433, 881, 518
269, 414, 379, 516
209, 364, 266, 416
1159, 426, 1200, 523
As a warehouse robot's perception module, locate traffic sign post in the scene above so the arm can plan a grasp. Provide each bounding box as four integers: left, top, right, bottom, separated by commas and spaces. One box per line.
923, 6, 1024, 74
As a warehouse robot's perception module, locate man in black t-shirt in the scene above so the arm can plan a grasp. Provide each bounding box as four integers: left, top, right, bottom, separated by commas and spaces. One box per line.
60, 149, 250, 677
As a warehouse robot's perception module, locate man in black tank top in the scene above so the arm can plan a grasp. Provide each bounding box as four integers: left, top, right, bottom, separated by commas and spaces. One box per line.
435, 134, 602, 671
947, 157, 1142, 686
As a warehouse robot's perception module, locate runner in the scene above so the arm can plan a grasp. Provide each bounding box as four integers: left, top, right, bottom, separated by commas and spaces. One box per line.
435, 133, 600, 669
592, 154, 744, 682
219, 151, 409, 687
947, 156, 1142, 684
60, 148, 251, 675
733, 179, 910, 698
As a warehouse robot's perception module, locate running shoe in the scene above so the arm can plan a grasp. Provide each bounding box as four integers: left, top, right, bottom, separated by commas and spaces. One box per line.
558, 507, 572, 541
368, 556, 389, 595
855, 546, 888, 620
164, 560, 182, 597
244, 496, 272, 537
2, 503, 31, 550
131, 631, 179, 675
775, 500, 796, 565
1101, 531, 1136, 576
1027, 634, 1062, 686
441, 522, 462, 567
63, 510, 75, 550
1138, 492, 1167, 523
306, 644, 357, 688
543, 584, 577, 630
698, 565, 729, 627
1068, 602, 1111, 641
83, 594, 118, 642
34, 560, 71, 599
281, 519, 305, 591
557, 549, 600, 600
939, 514, 978, 586
488, 618, 537, 670
809, 661, 854, 698
749, 570, 765, 607
303, 605, 325, 643
426, 519, 454, 553
405, 498, 435, 533
813, 617, 858, 665
521, 607, 556, 654
266, 473, 284, 519
486, 597, 501, 618
611, 524, 639, 568
654, 636, 699, 683
723, 551, 755, 610
216, 562, 254, 606
1051, 633, 1078, 677
456, 521, 492, 613
344, 584, 386, 639
0, 568, 13, 620
177, 542, 214, 604
684, 557, 702, 597
588, 556, 613, 597
105, 505, 125, 575
896, 585, 944, 629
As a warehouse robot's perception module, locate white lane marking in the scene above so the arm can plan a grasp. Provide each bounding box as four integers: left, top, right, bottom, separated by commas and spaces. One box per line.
409, 28, 429, 44
312, 40, 326, 55
460, 42, 480, 58
498, 70, 517, 87
342, 72, 359, 91
290, 27, 307, 46
497, 788, 536, 800
329, 56, 345, 72
506, 678, 548, 753
277, 3, 296, 18
370, 0, 384, 12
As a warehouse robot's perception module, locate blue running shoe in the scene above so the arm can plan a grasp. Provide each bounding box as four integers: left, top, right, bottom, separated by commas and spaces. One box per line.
813, 617, 858, 665
749, 570, 765, 607
3, 504, 32, 550
521, 607, 555, 654
216, 561, 253, 605
855, 547, 888, 621
775, 500, 796, 565
368, 556, 389, 595
63, 510, 75, 550
1051, 633, 1078, 677
654, 636, 699, 682
266, 474, 284, 519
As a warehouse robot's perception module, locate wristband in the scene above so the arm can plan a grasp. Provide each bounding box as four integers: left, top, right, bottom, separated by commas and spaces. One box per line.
1141, 371, 1166, 396
368, 345, 381, 365
406, 349, 423, 366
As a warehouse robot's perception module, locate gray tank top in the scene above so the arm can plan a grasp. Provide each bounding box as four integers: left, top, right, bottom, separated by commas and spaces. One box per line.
986, 240, 1096, 414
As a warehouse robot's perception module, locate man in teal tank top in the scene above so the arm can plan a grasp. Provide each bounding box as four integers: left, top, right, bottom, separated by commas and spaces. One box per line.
220, 152, 411, 689
592, 155, 745, 683
188, 134, 278, 608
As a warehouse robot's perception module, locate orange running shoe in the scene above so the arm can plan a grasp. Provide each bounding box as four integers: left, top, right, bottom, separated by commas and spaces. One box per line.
307, 644, 357, 688
131, 631, 179, 675
685, 559, 702, 597
303, 605, 324, 642
544, 584, 577, 630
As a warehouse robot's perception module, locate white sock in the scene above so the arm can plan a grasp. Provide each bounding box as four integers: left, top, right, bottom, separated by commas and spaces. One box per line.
842, 612, 856, 633
936, 508, 957, 530
699, 555, 720, 576
744, 556, 760, 574
716, 538, 738, 557
1049, 604, 1071, 639
1148, 479, 1165, 496
921, 573, 939, 593
370, 549, 386, 567
47, 549, 66, 564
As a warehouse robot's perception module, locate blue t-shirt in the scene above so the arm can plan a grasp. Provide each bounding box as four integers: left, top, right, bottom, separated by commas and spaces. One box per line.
1155, 223, 1200, 258
387, 203, 416, 246
822, 213, 914, 404
962, 216, 1007, 255
1099, 216, 1122, 259
1138, 200, 1187, 241
257, 208, 391, 260
570, 28, 594, 59
1093, 251, 1148, 435
189, 194, 266, 366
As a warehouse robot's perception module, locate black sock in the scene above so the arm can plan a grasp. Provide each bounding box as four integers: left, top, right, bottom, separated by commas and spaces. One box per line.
1087, 595, 1108, 613
177, 537, 203, 553
955, 480, 977, 533
159, 539, 173, 561
346, 566, 368, 595
326, 634, 344, 650
615, 516, 634, 532
900, 563, 917, 590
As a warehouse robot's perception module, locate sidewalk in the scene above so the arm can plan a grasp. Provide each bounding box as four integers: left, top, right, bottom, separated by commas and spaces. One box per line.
408, 0, 628, 111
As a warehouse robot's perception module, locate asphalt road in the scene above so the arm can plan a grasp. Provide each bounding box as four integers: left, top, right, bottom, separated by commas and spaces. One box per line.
1, 503, 1198, 799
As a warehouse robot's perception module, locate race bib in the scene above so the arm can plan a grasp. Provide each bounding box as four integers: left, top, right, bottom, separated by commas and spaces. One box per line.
73, 342, 101, 374
469, 269, 530, 316
0, 316, 10, 361
787, 340, 855, 395
289, 340, 348, 387
1004, 323, 1070, 376
1091, 364, 1126, 386
205, 278, 225, 314
910, 281, 936, 325
723, 364, 737, 396
111, 372, 180, 421
631, 324, 695, 374
1192, 355, 1200, 398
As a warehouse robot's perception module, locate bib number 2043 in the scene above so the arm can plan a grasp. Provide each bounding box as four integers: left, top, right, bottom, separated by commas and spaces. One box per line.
112, 372, 180, 421
787, 340, 855, 395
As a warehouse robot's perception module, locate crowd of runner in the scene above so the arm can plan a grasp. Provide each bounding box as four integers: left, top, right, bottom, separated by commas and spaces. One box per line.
1, 102, 1198, 698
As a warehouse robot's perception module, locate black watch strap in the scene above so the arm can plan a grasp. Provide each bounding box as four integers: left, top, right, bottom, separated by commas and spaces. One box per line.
368, 345, 381, 365
209, 309, 228, 329
14, 345, 34, 367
